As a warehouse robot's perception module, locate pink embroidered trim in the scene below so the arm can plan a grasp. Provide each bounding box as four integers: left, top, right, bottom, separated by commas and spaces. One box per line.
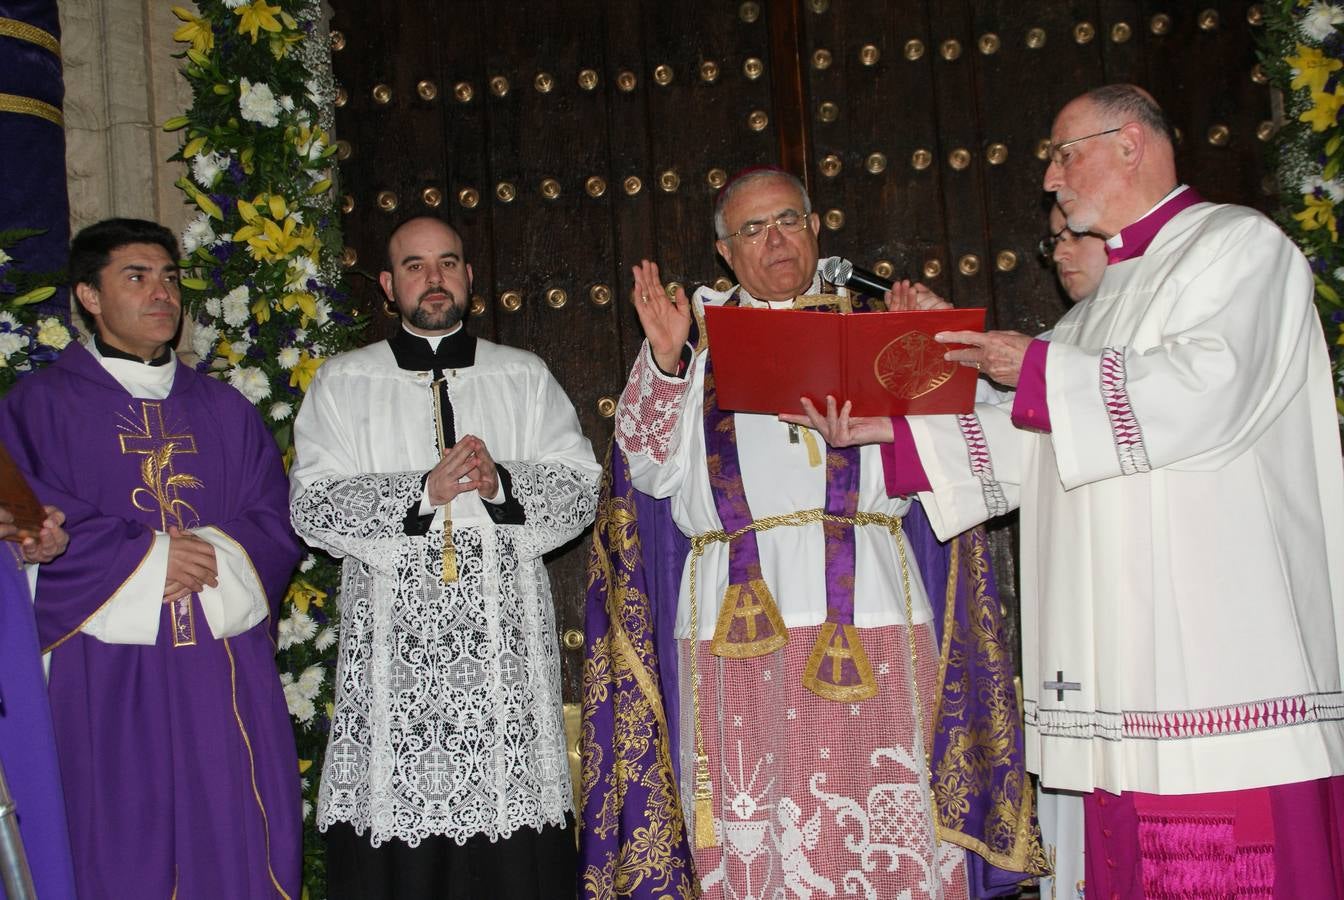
614, 344, 692, 464
1026, 691, 1344, 742
956, 413, 1007, 517
1099, 347, 1151, 475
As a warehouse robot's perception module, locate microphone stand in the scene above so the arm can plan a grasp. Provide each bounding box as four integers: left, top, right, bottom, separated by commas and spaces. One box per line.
0, 756, 36, 900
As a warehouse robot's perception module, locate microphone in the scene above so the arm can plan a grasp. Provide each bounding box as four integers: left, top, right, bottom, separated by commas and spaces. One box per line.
821, 257, 894, 296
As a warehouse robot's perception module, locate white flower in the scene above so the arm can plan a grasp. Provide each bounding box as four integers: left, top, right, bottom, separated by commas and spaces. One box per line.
1304, 174, 1344, 203
281, 677, 316, 723
228, 365, 272, 404
0, 249, 11, 266
285, 256, 318, 292
182, 213, 216, 255
277, 609, 318, 650
222, 0, 247, 7
191, 151, 227, 189
314, 298, 331, 326
191, 322, 219, 360
0, 332, 23, 358
1302, 2, 1344, 41
299, 554, 316, 573
238, 78, 282, 128
221, 285, 250, 327
269, 401, 293, 421
297, 664, 324, 697
302, 799, 313, 821
229, 337, 252, 359
315, 626, 337, 651
204, 296, 222, 317
0, 311, 18, 329
279, 94, 295, 112
276, 346, 301, 369
292, 328, 308, 343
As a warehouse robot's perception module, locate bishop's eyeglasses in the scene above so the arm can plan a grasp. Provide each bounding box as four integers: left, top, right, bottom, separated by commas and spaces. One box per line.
1045, 126, 1123, 167
725, 211, 810, 244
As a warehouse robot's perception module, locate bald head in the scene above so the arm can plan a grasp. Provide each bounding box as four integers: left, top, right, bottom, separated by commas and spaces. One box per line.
1043, 85, 1179, 238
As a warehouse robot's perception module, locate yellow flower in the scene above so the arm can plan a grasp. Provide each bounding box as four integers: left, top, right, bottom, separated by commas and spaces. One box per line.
269, 28, 303, 60
285, 578, 326, 613
234, 0, 283, 44
1288, 44, 1343, 95
171, 6, 214, 55
234, 194, 319, 264
1301, 85, 1344, 132
298, 759, 313, 774
290, 353, 324, 392
250, 296, 272, 324
1294, 193, 1339, 241
218, 338, 245, 365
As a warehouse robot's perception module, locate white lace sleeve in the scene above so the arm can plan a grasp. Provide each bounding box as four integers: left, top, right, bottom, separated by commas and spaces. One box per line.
290, 472, 426, 575
502, 461, 599, 559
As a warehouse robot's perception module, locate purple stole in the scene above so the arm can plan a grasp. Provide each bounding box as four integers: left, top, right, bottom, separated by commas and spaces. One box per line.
702, 354, 878, 700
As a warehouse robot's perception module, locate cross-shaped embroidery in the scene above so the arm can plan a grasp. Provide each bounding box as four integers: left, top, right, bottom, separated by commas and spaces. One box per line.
1043, 670, 1081, 701
119, 401, 201, 647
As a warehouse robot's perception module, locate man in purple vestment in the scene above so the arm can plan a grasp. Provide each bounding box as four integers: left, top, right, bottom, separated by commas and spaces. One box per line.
0, 504, 76, 899
0, 219, 303, 899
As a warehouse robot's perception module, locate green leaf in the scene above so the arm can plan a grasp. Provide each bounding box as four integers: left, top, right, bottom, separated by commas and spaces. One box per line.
1316, 276, 1342, 305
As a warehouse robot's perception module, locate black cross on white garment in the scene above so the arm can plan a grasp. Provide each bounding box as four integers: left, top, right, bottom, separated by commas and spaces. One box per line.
1043, 670, 1081, 701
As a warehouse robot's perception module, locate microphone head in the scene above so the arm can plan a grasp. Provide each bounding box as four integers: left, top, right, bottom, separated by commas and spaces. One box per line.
821, 257, 854, 286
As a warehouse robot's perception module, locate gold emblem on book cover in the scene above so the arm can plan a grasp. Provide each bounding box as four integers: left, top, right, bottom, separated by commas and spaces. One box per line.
874, 331, 957, 399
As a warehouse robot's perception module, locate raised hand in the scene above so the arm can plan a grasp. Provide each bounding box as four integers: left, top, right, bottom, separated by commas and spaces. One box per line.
884, 279, 951, 312
630, 259, 692, 374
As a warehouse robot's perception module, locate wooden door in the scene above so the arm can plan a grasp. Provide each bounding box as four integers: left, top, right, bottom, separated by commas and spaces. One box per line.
329, 0, 1275, 697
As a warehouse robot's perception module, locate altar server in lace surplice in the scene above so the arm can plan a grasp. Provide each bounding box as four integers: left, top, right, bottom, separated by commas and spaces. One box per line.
290, 216, 600, 900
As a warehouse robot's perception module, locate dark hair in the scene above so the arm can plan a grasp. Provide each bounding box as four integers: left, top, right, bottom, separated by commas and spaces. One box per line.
1085, 84, 1174, 145
69, 218, 180, 290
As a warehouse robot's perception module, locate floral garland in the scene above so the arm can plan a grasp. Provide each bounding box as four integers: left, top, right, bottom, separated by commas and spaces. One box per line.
1266, 0, 1344, 423
169, 1, 360, 894
0, 230, 76, 394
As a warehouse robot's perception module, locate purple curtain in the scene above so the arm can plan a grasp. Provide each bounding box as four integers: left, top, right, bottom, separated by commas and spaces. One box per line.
0, 0, 70, 317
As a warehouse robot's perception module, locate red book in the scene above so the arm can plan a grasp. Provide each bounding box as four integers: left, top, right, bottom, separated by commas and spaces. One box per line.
704, 305, 986, 417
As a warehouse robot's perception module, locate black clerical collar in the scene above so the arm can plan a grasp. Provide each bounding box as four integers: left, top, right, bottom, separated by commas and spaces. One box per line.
388, 324, 477, 371
95, 334, 173, 366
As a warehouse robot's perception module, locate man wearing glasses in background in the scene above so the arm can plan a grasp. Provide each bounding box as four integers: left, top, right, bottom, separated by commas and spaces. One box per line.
582, 166, 1044, 899
811, 85, 1344, 896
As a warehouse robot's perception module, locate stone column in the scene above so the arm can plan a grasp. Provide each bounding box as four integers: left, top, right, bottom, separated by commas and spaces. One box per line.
60, 0, 192, 236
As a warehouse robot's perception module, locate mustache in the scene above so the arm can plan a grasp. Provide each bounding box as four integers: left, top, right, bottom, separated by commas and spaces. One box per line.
418, 287, 457, 305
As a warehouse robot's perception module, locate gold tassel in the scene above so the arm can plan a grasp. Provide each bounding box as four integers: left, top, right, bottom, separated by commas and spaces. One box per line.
800, 428, 823, 468
694, 753, 716, 849
441, 519, 457, 583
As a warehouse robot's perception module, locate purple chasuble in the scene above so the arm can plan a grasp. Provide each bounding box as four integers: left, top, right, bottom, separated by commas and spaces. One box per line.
0, 344, 303, 899
0, 546, 76, 900
580, 442, 1045, 897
